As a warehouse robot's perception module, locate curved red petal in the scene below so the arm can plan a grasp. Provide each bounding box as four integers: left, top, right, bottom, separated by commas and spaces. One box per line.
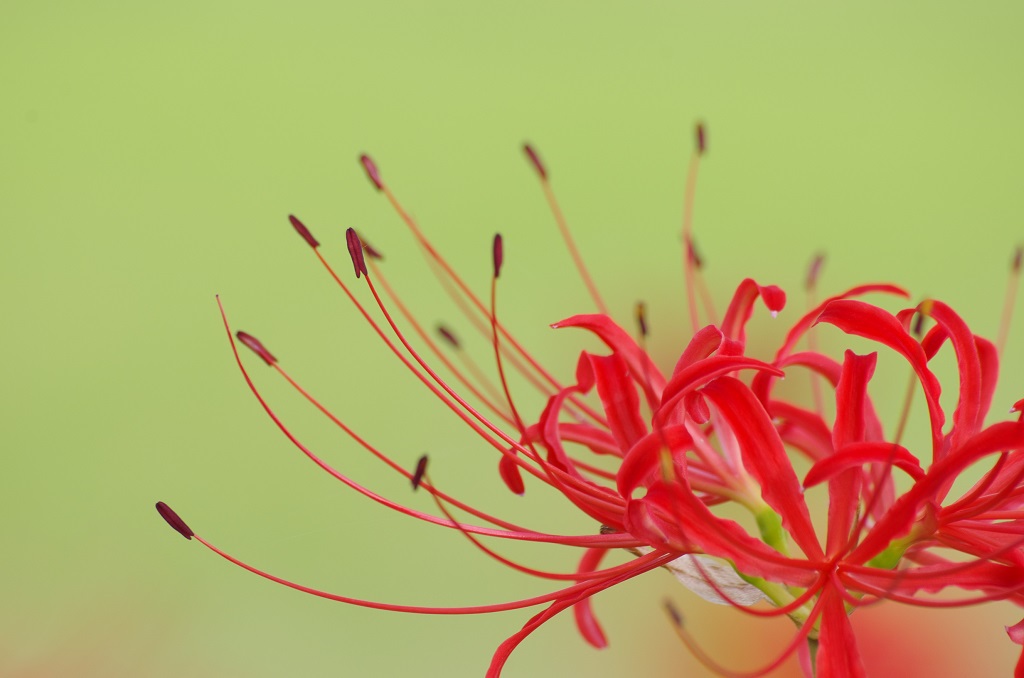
701, 376, 823, 561
553, 314, 666, 407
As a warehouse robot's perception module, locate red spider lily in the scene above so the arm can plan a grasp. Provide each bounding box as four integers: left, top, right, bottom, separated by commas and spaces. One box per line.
158, 127, 1024, 677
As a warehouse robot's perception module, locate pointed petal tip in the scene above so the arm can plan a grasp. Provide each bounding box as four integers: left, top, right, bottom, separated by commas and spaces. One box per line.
1006, 617, 1024, 644
156, 501, 194, 540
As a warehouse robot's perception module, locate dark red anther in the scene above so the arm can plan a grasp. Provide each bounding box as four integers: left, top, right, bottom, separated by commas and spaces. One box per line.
695, 122, 706, 156
492, 233, 504, 279
360, 154, 383, 191
523, 143, 547, 180
1013, 246, 1022, 273
346, 228, 368, 278
635, 302, 648, 337
156, 501, 194, 540
912, 311, 926, 338
362, 240, 384, 260
686, 236, 704, 270
411, 455, 429, 490
236, 331, 277, 365
437, 324, 460, 349
289, 214, 320, 249
805, 253, 825, 291
664, 599, 685, 628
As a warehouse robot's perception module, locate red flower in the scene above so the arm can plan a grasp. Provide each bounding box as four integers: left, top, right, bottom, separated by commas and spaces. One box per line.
158, 129, 1024, 676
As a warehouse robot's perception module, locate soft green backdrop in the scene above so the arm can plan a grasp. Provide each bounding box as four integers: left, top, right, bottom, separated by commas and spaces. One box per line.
3, 2, 1023, 676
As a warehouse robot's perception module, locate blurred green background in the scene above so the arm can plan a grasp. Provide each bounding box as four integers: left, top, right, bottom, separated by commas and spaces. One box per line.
3, 2, 1023, 676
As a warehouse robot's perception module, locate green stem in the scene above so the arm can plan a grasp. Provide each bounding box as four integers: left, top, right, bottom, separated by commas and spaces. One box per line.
807, 637, 819, 677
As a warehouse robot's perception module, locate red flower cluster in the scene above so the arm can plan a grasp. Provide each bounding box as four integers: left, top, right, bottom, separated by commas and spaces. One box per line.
158, 129, 1024, 676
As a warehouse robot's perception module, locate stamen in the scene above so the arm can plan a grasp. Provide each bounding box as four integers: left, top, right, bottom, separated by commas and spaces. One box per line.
523, 143, 547, 180
997, 245, 1022, 355
360, 153, 383, 191
437, 324, 460, 348
195, 532, 674, 615
681, 122, 706, 333
804, 253, 826, 416
155, 501, 194, 540
523, 142, 609, 315
804, 253, 825, 292
365, 156, 608, 425
492, 233, 504, 279
635, 302, 648, 338
289, 214, 320, 249
236, 330, 277, 366
411, 454, 429, 490
663, 598, 685, 627
346, 227, 368, 278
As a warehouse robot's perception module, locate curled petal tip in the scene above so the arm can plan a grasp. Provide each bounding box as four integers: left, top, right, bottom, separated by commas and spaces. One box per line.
346, 228, 368, 278
411, 455, 429, 490
360, 154, 383, 191
759, 284, 786, 315
523, 143, 547, 180
156, 501, 194, 540
236, 331, 277, 365
289, 214, 320, 249
1006, 618, 1024, 644
499, 454, 525, 495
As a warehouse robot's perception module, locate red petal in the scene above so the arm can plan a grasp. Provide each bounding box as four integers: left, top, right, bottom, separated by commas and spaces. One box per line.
824, 351, 877, 556
850, 421, 1024, 564
816, 589, 866, 678
659, 356, 783, 424
816, 299, 945, 458
924, 300, 984, 451
720, 278, 786, 350
638, 481, 817, 585
581, 352, 648, 454
572, 548, 609, 649
702, 377, 823, 561
498, 453, 525, 495
804, 442, 924, 488
617, 425, 693, 499
553, 314, 666, 407
774, 283, 908, 361
670, 324, 724, 376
